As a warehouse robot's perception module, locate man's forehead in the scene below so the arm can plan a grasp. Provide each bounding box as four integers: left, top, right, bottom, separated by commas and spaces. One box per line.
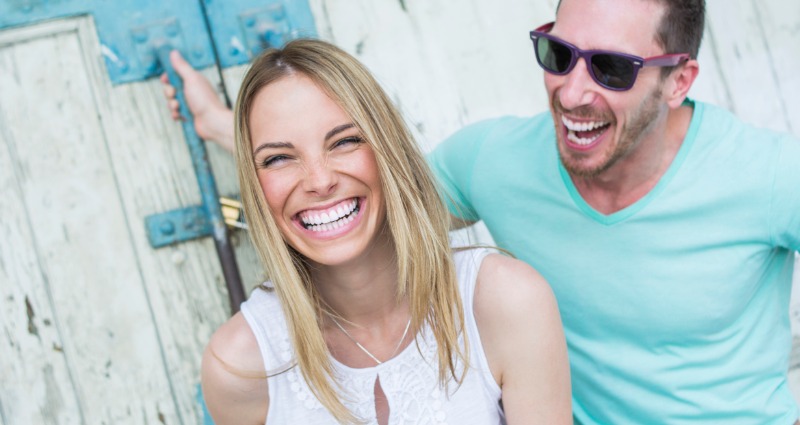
553, 0, 665, 53
555, 0, 666, 22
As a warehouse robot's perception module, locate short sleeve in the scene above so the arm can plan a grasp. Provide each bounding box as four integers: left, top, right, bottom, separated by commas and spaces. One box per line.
427, 120, 498, 222
770, 133, 800, 252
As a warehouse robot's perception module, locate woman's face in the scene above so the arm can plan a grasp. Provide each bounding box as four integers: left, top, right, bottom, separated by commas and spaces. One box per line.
248, 74, 387, 267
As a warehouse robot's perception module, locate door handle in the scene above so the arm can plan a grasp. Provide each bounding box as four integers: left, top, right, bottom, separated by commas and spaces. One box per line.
153, 44, 245, 313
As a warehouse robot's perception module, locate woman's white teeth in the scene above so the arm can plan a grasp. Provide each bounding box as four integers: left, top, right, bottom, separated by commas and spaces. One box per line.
301, 199, 358, 231
307, 215, 355, 232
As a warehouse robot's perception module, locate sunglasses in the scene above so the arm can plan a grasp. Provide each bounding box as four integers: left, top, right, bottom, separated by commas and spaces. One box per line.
529, 22, 690, 91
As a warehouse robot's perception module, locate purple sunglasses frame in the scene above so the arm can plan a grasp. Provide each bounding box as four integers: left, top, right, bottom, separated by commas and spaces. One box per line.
529, 22, 690, 91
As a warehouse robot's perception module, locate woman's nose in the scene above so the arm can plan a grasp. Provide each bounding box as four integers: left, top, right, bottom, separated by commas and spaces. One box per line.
302, 159, 338, 196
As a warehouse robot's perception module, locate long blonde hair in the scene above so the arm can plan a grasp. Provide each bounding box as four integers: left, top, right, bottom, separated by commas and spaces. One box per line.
234, 39, 467, 423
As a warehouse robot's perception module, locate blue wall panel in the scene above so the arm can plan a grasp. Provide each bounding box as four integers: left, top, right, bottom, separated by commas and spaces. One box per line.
0, 0, 317, 84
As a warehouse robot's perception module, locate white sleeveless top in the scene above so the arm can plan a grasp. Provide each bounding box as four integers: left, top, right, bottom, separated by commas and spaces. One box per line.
240, 248, 505, 424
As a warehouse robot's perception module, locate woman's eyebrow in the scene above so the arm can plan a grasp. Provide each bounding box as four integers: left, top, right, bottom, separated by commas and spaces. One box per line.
252, 141, 293, 156
252, 123, 355, 156
325, 123, 355, 141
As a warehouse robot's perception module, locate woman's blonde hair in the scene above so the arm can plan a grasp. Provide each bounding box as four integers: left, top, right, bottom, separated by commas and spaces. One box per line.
234, 39, 468, 423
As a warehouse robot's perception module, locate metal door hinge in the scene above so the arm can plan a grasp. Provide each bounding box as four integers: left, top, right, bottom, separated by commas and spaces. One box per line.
145, 197, 246, 249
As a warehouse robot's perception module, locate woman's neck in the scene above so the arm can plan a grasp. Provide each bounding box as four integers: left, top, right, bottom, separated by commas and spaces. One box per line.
311, 227, 403, 324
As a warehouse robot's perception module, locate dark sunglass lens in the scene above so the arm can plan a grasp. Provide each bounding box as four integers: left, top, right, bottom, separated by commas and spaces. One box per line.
591, 54, 635, 89
537, 38, 573, 73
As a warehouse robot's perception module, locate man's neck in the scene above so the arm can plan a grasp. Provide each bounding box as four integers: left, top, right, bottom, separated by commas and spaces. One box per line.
572, 104, 693, 214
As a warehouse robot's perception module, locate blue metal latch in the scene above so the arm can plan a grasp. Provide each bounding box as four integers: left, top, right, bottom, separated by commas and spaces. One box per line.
145, 197, 246, 248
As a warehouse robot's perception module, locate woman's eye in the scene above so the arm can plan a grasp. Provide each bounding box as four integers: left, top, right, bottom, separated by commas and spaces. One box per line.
333, 136, 364, 149
259, 154, 289, 168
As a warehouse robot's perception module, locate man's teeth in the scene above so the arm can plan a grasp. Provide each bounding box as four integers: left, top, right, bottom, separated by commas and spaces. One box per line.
561, 116, 608, 132
561, 115, 609, 146
301, 199, 358, 231
567, 131, 601, 146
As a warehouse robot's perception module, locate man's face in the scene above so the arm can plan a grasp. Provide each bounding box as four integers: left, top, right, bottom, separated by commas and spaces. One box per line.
545, 0, 670, 178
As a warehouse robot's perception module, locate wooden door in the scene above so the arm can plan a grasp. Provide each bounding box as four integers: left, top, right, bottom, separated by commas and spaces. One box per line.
0, 15, 261, 425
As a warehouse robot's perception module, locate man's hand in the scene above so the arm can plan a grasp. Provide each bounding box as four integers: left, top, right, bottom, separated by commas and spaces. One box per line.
160, 50, 235, 153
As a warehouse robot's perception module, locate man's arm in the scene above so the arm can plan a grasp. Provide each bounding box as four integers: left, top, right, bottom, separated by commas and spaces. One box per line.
161, 50, 236, 153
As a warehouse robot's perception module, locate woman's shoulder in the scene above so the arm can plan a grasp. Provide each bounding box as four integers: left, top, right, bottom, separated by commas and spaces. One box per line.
471, 254, 571, 421
450, 247, 552, 308
202, 312, 270, 424
207, 312, 265, 372
471, 253, 563, 350
474, 253, 553, 310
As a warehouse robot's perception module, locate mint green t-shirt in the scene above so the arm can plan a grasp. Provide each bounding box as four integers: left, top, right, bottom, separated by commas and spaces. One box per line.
429, 100, 800, 424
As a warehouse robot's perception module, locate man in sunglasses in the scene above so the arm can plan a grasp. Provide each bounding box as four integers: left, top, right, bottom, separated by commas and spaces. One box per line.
430, 0, 800, 423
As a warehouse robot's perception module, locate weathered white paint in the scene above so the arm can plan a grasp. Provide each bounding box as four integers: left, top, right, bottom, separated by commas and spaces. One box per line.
0, 16, 263, 425
0, 18, 175, 424
1, 1, 798, 423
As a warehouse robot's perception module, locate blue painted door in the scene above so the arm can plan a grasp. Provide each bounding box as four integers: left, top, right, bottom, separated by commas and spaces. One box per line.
0, 1, 314, 424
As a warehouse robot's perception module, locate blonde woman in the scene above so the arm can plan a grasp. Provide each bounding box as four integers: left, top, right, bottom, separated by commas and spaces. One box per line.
174, 39, 570, 424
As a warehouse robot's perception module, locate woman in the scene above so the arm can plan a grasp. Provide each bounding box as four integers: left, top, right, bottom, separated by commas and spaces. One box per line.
190, 39, 570, 424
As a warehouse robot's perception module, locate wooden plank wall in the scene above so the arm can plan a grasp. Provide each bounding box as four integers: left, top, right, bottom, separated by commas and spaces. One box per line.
0, 1, 797, 424
0, 17, 263, 425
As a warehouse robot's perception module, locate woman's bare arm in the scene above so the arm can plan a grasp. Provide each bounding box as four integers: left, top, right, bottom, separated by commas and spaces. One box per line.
474, 254, 571, 424
202, 313, 270, 425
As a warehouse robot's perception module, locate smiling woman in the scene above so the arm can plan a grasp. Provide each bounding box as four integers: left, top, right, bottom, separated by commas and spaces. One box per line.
199, 38, 571, 425
247, 74, 386, 268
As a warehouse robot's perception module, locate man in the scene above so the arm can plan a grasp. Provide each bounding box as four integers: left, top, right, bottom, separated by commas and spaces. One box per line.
429, 0, 800, 423
163, 0, 800, 422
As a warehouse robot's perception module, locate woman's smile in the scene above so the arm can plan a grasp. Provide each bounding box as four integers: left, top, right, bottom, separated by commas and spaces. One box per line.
294, 197, 365, 238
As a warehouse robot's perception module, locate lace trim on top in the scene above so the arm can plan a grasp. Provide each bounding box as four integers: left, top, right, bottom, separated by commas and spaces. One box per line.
329, 327, 449, 424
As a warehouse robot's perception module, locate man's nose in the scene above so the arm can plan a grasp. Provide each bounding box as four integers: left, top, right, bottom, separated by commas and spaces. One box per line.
557, 58, 597, 110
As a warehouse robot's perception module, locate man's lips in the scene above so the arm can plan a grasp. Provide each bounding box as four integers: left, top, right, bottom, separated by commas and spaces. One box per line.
561, 115, 612, 150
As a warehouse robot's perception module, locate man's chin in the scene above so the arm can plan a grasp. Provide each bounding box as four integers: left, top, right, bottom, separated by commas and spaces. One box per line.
558, 151, 609, 179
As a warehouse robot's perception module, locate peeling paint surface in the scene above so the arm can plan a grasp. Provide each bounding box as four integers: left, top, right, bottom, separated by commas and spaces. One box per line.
25, 296, 38, 339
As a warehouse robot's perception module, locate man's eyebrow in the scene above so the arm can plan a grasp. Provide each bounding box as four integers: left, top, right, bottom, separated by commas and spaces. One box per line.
325, 123, 356, 141
252, 141, 293, 156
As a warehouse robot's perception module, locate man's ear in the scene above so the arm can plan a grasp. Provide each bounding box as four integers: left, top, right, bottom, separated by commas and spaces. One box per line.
665, 59, 699, 109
